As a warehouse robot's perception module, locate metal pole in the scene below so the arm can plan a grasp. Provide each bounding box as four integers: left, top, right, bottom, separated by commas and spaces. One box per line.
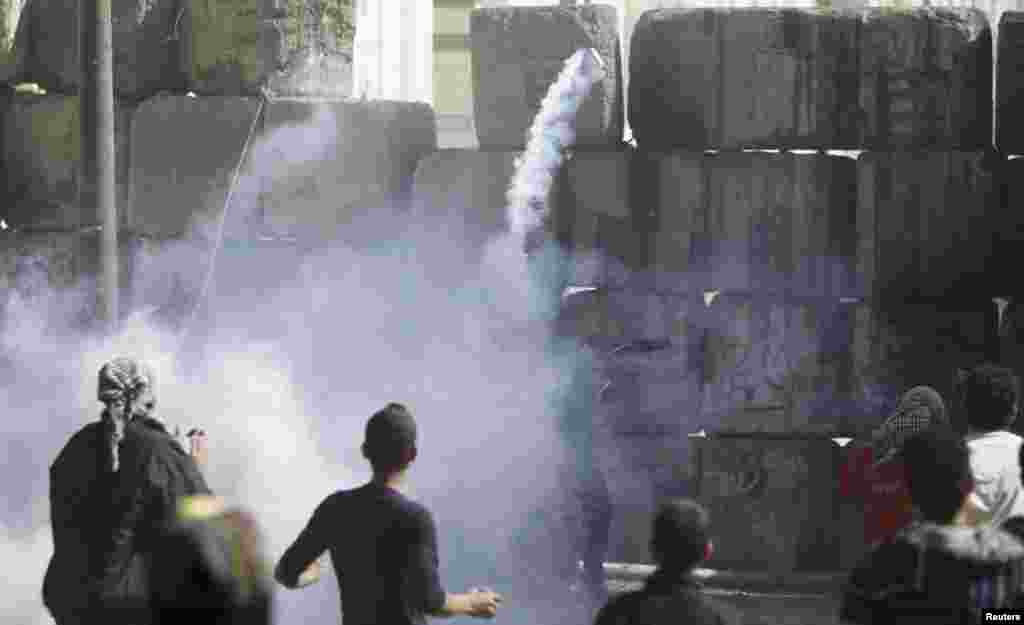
80, 0, 118, 331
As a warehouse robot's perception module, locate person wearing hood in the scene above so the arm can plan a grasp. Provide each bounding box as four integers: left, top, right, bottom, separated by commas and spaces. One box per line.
963, 363, 1024, 527
81, 358, 210, 625
840, 386, 955, 546
840, 427, 1024, 625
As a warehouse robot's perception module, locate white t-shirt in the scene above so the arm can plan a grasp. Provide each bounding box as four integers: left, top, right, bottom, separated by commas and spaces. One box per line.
966, 430, 1024, 526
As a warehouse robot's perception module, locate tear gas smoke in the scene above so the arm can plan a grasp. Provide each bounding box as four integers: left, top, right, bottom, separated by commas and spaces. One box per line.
0, 69, 603, 623
506, 48, 606, 239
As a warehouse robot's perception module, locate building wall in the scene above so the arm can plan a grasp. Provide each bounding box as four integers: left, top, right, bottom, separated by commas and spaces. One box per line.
353, 0, 434, 104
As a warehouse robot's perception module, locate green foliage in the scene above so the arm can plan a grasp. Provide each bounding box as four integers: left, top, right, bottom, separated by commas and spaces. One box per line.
283, 0, 354, 55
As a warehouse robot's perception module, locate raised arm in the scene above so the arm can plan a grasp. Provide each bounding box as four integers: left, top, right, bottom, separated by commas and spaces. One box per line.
275, 501, 329, 589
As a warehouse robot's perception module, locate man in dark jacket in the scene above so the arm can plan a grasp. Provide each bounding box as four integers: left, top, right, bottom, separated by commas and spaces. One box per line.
96, 363, 212, 625
43, 358, 211, 625
840, 427, 1024, 624
593, 499, 739, 625
43, 358, 159, 624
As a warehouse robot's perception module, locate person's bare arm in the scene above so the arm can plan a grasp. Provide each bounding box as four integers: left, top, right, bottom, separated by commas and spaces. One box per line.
429, 589, 502, 618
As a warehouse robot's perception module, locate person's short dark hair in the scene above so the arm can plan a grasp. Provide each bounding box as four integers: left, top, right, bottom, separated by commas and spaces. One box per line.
650, 499, 710, 571
899, 427, 972, 524
964, 363, 1020, 432
363, 403, 417, 474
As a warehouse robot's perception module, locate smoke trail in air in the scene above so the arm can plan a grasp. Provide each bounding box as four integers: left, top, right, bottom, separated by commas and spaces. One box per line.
505, 48, 606, 239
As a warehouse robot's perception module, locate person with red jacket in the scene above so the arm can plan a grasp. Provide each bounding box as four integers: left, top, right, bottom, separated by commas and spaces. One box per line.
840, 386, 949, 546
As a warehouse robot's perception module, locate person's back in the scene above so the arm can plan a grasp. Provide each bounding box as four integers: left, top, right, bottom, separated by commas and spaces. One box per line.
963, 364, 1024, 526
43, 421, 111, 624
290, 483, 446, 625
275, 403, 502, 625
594, 499, 738, 625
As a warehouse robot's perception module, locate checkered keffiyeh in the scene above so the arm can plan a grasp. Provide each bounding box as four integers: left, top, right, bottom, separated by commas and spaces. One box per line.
97, 357, 155, 471
874, 386, 948, 465
97, 357, 154, 404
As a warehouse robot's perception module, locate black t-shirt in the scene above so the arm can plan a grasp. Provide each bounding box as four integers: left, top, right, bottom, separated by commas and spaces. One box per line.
276, 483, 447, 625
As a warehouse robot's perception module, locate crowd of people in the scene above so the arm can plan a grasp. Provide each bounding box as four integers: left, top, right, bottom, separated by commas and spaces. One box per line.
40, 356, 1024, 625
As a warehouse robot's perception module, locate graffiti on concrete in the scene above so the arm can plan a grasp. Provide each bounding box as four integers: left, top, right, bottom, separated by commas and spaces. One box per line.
701, 444, 810, 498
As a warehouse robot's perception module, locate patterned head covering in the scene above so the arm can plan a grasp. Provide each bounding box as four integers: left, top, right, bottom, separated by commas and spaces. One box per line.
873, 386, 948, 466
97, 357, 156, 472
98, 357, 155, 405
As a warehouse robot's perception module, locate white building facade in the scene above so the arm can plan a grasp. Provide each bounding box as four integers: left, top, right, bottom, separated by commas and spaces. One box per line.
352, 0, 435, 104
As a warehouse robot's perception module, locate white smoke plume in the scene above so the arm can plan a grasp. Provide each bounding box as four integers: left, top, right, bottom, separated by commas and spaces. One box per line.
0, 92, 608, 625
506, 48, 607, 239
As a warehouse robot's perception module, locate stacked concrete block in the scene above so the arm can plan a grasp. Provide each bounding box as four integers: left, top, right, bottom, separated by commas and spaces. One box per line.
470, 4, 624, 150
2, 94, 133, 230
628, 9, 860, 150
1000, 301, 1024, 424
855, 151, 998, 301
701, 293, 854, 433
562, 149, 636, 287
17, 0, 185, 99
693, 437, 842, 572
634, 151, 857, 297
412, 150, 530, 256
859, 8, 991, 150
851, 300, 997, 428
997, 13, 1024, 154
259, 99, 436, 244
0, 230, 140, 329
130, 95, 263, 239
994, 157, 1024, 295
182, 0, 286, 96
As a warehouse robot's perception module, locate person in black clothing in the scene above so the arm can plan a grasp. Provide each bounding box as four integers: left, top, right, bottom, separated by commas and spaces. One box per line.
43, 358, 162, 625
593, 499, 739, 625
840, 427, 1024, 625
149, 496, 273, 625
81, 358, 211, 625
275, 402, 503, 625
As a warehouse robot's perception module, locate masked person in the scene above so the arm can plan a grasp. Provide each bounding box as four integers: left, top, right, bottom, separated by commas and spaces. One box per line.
43, 358, 157, 624
837, 386, 990, 546
82, 358, 209, 622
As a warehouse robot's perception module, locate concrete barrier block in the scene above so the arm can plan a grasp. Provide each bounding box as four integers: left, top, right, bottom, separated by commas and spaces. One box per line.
860, 8, 991, 150
470, 4, 624, 150
994, 157, 1024, 295
412, 150, 520, 253
260, 99, 436, 243
645, 151, 856, 297
182, 0, 286, 96
851, 300, 997, 431
2, 94, 133, 230
702, 294, 854, 433
856, 151, 998, 301
20, 0, 185, 98
693, 437, 842, 572
563, 150, 637, 287
628, 9, 860, 150
130, 95, 262, 239
997, 13, 1024, 154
